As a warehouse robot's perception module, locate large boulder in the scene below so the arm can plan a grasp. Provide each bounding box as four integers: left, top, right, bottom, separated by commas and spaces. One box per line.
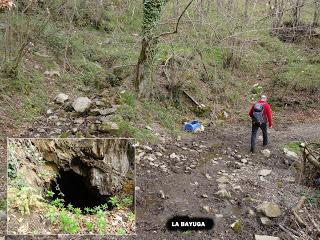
256, 201, 281, 218
72, 97, 92, 113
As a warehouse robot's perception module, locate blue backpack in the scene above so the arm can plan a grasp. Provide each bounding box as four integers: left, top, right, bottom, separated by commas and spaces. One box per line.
252, 103, 265, 124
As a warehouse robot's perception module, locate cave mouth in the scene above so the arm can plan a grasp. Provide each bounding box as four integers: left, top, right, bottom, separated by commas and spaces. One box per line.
49, 169, 111, 211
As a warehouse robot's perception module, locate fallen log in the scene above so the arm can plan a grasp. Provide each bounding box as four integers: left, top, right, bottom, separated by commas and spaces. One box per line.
183, 90, 201, 107
300, 143, 320, 169
292, 196, 306, 227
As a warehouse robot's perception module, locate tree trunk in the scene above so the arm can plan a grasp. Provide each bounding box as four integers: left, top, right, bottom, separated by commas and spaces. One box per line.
271, 0, 284, 32
292, 0, 302, 27
135, 0, 168, 98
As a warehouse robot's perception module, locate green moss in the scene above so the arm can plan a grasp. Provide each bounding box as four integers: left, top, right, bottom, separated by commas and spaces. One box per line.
285, 141, 303, 153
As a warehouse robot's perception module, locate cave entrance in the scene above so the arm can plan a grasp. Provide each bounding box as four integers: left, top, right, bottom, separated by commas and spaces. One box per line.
50, 169, 110, 211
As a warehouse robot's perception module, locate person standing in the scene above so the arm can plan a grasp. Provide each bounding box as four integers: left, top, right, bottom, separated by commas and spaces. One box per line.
249, 95, 273, 153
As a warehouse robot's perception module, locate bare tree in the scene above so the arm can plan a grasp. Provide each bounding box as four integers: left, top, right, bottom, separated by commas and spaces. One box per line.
270, 0, 284, 31
292, 0, 305, 27
135, 0, 168, 97
135, 0, 194, 97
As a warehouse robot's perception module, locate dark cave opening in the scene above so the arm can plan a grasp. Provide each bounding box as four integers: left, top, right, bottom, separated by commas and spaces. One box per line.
50, 169, 111, 211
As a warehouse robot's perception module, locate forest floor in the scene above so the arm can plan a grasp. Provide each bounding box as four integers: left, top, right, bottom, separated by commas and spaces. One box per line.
0, 105, 319, 239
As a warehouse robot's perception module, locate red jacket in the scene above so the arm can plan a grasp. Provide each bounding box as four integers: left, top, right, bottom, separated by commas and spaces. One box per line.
249, 100, 272, 127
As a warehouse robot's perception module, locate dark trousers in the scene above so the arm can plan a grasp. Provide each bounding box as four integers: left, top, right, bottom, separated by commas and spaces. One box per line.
251, 122, 268, 152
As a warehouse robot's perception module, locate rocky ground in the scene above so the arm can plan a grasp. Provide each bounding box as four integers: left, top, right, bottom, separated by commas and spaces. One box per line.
135, 122, 320, 240
0, 93, 320, 239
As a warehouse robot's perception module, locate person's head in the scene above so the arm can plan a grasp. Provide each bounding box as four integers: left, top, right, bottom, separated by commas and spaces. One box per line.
260, 95, 267, 101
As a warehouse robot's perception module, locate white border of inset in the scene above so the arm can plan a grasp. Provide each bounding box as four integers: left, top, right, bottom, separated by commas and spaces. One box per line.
6, 137, 137, 236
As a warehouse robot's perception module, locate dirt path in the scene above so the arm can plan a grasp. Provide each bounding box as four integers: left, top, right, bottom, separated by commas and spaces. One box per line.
136, 122, 320, 240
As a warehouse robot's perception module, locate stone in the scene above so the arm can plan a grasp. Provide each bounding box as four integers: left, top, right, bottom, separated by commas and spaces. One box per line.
284, 176, 295, 183
155, 152, 163, 157
146, 155, 155, 162
55, 93, 69, 104
72, 97, 92, 113
233, 185, 242, 191
215, 189, 231, 199
202, 194, 208, 198
89, 108, 101, 116
205, 173, 212, 180
74, 118, 84, 125
218, 183, 227, 189
99, 116, 113, 123
261, 149, 271, 157
99, 107, 117, 116
143, 145, 153, 151
48, 115, 58, 121
260, 217, 272, 226
283, 148, 299, 161
46, 109, 53, 115
202, 205, 210, 213
170, 153, 178, 159
248, 209, 255, 217
95, 100, 104, 106
260, 176, 266, 181
254, 235, 280, 240
159, 190, 165, 199
230, 220, 242, 233
241, 158, 248, 164
98, 121, 119, 134
256, 202, 281, 218
258, 169, 272, 176
135, 186, 141, 191
223, 111, 229, 118
44, 70, 60, 77
217, 176, 229, 184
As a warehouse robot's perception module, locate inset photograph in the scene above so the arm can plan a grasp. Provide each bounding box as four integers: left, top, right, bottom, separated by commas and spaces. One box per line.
7, 138, 135, 235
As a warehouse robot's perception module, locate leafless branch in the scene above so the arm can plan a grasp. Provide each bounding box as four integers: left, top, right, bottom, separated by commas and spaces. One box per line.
159, 0, 195, 37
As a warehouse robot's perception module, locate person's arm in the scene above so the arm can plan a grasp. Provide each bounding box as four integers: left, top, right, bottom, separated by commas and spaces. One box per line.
265, 104, 272, 127
249, 105, 254, 117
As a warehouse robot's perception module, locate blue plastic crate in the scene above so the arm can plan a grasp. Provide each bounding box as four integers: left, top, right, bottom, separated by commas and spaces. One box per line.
184, 120, 201, 132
